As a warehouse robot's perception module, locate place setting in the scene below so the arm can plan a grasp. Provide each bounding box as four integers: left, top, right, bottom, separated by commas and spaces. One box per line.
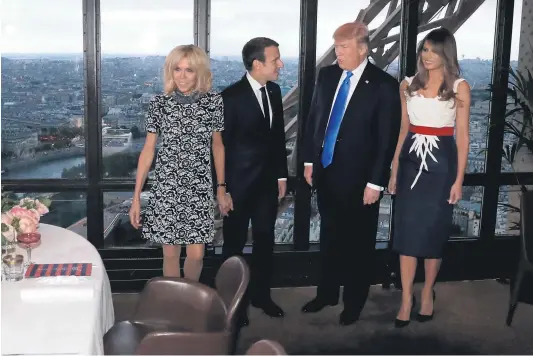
2, 195, 93, 284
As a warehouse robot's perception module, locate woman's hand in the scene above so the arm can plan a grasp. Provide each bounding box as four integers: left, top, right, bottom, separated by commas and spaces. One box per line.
388, 162, 398, 194
217, 189, 233, 216
129, 199, 141, 229
388, 175, 397, 195
448, 182, 463, 204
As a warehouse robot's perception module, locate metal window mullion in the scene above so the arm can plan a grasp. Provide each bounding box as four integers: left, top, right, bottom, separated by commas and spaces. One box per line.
83, 0, 104, 248
479, 0, 515, 241
194, 0, 210, 55
293, 0, 318, 251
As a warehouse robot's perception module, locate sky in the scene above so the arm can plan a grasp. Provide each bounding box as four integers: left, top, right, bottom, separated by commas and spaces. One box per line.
0, 0, 526, 61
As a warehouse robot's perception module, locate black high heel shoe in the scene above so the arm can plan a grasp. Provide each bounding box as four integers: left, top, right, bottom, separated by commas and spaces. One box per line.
416, 290, 436, 322
394, 295, 416, 328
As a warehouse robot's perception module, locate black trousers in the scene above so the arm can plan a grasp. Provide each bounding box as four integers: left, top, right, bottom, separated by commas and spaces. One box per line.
315, 169, 380, 312
222, 182, 278, 302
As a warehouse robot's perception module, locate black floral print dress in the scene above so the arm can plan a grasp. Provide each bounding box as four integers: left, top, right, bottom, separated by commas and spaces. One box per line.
141, 90, 224, 245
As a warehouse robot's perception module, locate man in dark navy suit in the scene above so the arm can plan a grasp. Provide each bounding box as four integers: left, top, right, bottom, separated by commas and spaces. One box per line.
219, 37, 288, 325
301, 22, 401, 325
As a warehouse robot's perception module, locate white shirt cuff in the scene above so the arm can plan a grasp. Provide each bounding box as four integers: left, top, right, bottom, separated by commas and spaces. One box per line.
366, 183, 384, 191
304, 163, 313, 166
278, 178, 287, 181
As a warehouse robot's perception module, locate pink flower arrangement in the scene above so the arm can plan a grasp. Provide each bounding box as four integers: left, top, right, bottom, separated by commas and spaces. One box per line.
1, 197, 50, 242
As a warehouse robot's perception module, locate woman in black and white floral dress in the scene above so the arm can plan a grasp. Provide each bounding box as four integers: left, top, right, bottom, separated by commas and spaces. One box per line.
129, 45, 231, 280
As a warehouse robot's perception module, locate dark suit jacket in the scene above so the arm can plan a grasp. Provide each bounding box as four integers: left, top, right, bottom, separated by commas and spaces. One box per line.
221, 75, 288, 201
302, 62, 401, 192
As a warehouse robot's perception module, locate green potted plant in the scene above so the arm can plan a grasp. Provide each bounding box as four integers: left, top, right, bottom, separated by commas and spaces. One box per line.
501, 65, 533, 183
497, 64, 533, 234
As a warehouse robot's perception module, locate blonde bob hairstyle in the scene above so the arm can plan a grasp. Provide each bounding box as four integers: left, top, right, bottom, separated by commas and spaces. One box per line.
163, 44, 212, 95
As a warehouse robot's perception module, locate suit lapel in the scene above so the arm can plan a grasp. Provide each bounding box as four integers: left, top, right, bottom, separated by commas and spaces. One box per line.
318, 66, 343, 136
266, 82, 278, 130
343, 63, 374, 116
241, 75, 264, 117
240, 75, 270, 130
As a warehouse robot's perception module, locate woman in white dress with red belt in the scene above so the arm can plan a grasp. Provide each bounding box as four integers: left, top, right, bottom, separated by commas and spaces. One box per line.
388, 28, 471, 327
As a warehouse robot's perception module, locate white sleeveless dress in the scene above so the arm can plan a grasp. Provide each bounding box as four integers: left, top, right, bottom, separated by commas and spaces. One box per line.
392, 76, 465, 258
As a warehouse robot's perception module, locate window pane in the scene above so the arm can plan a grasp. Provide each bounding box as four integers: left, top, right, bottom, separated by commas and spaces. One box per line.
210, 0, 300, 247
101, 190, 296, 248
416, 1, 497, 174
214, 190, 297, 248
496, 185, 533, 236
1, 191, 87, 236
210, 0, 300, 169
275, 193, 295, 244
1, 0, 84, 180
102, 191, 218, 248
101, 191, 151, 248
313, 0, 399, 244
310, 185, 482, 243
451, 186, 483, 239
210, 0, 300, 93
377, 195, 393, 241
316, 0, 399, 77
100, 0, 194, 179
502, 0, 533, 173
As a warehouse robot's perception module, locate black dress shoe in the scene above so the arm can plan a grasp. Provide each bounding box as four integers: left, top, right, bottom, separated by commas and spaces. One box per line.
301, 297, 338, 313
339, 309, 361, 326
394, 295, 416, 328
415, 312, 434, 322
394, 318, 410, 328
416, 290, 435, 323
251, 299, 284, 317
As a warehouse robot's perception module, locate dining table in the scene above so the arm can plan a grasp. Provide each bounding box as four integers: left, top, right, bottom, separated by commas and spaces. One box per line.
1, 223, 115, 355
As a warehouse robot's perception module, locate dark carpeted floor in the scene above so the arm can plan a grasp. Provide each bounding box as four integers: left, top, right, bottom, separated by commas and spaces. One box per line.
113, 280, 533, 354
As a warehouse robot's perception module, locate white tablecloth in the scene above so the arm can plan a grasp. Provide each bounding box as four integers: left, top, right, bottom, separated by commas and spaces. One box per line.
1, 224, 115, 355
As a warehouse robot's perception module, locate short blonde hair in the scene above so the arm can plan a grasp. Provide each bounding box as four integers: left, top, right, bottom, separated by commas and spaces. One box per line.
163, 44, 212, 94
333, 22, 370, 51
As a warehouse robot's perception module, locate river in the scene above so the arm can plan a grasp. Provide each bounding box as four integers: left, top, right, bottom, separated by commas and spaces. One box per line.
2, 140, 145, 180
2, 156, 86, 179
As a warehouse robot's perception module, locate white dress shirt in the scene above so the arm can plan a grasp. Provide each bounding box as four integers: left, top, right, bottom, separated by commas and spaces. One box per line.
304, 58, 383, 191
246, 72, 286, 182
246, 72, 273, 126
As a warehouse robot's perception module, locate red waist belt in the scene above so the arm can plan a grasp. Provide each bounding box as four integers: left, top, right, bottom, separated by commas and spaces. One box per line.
409, 124, 454, 136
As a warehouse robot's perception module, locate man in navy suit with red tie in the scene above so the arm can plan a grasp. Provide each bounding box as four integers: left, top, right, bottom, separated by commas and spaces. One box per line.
301, 22, 401, 325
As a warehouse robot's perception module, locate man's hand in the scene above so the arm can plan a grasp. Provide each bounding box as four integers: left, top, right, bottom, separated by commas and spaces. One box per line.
216, 186, 235, 216
363, 186, 380, 205
304, 165, 313, 187
278, 180, 287, 201
225, 193, 234, 212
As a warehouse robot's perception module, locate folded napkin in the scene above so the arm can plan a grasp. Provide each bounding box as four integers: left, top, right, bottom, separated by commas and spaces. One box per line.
25, 263, 93, 278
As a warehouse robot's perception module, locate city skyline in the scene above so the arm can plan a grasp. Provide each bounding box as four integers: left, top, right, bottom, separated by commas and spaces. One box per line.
0, 53, 520, 238
1, 0, 524, 60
